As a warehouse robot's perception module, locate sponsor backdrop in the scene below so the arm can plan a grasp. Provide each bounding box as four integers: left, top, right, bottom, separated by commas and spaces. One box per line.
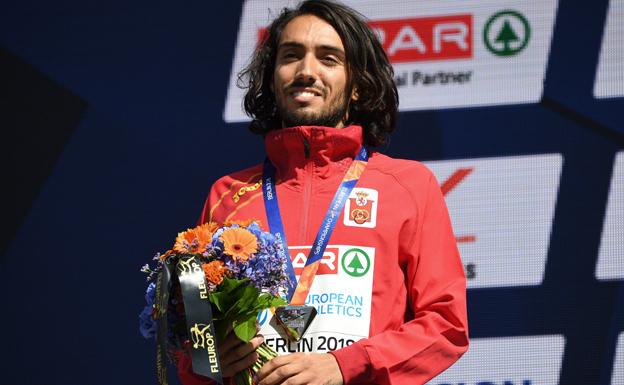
0, 0, 622, 384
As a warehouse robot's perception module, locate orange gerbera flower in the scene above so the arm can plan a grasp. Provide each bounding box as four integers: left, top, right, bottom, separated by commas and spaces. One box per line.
220, 227, 258, 261
173, 222, 218, 254
202, 260, 227, 286
195, 222, 218, 245
224, 219, 262, 228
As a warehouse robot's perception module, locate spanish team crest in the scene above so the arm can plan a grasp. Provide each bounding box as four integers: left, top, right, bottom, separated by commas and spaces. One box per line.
343, 188, 378, 228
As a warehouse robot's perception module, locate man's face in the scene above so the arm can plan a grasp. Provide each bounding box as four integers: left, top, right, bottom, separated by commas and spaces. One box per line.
273, 15, 353, 128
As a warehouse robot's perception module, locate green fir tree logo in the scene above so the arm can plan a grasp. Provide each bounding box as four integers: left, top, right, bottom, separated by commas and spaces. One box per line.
484, 10, 530, 57
342, 248, 370, 277
348, 254, 365, 273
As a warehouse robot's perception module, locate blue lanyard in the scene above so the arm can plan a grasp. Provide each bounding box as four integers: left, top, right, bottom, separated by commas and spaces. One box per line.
262, 146, 368, 301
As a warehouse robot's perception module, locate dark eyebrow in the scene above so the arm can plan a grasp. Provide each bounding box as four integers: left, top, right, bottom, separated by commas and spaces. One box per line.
278, 41, 345, 56
318, 45, 345, 57
277, 41, 305, 51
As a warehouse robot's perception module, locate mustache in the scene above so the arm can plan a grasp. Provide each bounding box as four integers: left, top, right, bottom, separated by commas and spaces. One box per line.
286, 81, 325, 95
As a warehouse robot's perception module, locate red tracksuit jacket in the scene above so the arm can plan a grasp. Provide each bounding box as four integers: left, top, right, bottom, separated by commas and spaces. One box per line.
178, 125, 468, 385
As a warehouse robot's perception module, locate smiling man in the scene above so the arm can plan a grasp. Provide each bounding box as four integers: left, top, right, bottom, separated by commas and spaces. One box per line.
272, 14, 351, 129
177, 1, 468, 385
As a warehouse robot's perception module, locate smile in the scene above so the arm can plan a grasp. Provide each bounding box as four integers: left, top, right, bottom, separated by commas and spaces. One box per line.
292, 91, 318, 97
289, 88, 322, 103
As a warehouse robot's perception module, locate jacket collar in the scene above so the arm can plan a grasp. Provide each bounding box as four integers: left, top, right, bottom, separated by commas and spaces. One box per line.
264, 125, 364, 188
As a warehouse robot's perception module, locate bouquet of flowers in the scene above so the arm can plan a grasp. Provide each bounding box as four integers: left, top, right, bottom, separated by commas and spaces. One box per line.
139, 220, 291, 385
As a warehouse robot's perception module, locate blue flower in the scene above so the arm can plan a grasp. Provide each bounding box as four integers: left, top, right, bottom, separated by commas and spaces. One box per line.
211, 228, 225, 250
139, 305, 157, 339
145, 282, 156, 306
246, 222, 262, 235
139, 282, 158, 339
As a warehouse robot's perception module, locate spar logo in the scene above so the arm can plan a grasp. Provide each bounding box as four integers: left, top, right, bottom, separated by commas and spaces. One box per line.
369, 15, 472, 63
290, 247, 339, 275
341, 248, 371, 278
483, 10, 531, 57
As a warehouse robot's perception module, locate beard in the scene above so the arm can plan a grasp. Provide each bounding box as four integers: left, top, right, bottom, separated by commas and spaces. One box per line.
280, 102, 347, 128
276, 85, 349, 128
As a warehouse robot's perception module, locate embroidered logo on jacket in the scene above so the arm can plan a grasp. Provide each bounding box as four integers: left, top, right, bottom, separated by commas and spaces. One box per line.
232, 180, 262, 203
343, 188, 378, 228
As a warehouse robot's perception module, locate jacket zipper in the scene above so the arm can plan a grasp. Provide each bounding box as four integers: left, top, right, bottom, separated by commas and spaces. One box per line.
300, 136, 312, 245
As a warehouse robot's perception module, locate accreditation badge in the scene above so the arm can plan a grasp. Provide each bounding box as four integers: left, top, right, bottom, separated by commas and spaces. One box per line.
258, 245, 375, 354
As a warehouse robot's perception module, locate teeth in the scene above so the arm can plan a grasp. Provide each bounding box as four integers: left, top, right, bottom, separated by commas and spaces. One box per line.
293, 91, 316, 97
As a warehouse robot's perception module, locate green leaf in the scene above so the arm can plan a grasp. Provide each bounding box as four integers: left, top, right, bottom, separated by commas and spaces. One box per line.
204, 277, 287, 342
224, 285, 260, 319
268, 296, 287, 308
209, 277, 252, 312
209, 291, 231, 313
249, 293, 285, 313
233, 315, 258, 342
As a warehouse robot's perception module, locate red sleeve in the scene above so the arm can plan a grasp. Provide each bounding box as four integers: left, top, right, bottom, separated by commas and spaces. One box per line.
177, 349, 213, 385
331, 172, 469, 385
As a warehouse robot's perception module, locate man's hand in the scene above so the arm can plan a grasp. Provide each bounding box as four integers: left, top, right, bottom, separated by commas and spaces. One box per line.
219, 330, 265, 377
255, 352, 344, 385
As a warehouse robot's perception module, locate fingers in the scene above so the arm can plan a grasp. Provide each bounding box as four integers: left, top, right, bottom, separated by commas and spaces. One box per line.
221, 334, 265, 367
218, 331, 265, 378
255, 353, 304, 385
255, 353, 344, 385
262, 371, 309, 385
220, 330, 246, 353
222, 351, 259, 378
220, 323, 259, 351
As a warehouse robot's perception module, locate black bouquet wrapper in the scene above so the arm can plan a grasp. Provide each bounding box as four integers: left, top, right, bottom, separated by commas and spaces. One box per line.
155, 254, 223, 385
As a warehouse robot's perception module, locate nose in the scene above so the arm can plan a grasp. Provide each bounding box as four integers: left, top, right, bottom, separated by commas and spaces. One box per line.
295, 53, 318, 84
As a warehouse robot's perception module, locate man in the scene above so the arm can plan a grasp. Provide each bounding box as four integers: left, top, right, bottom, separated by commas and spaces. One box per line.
178, 1, 468, 384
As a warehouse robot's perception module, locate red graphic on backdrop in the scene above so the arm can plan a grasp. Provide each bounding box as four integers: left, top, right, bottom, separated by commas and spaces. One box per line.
369, 14, 473, 63
257, 14, 472, 63
441, 167, 473, 195
440, 167, 475, 243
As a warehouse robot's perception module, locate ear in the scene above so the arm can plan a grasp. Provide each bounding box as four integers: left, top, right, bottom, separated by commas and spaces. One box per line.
351, 87, 359, 101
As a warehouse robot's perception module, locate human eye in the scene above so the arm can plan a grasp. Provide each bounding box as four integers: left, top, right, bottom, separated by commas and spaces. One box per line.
322, 55, 339, 64
318, 49, 344, 66
279, 49, 299, 62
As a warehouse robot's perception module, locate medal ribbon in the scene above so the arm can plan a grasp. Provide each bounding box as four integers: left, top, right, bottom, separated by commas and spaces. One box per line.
262, 146, 368, 305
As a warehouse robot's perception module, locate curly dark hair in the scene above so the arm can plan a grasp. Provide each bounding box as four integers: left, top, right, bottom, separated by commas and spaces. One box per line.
237, 0, 398, 147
